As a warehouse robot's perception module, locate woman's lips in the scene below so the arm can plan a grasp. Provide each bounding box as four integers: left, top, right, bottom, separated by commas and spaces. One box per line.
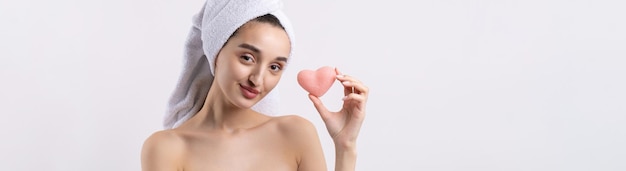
240, 84, 260, 99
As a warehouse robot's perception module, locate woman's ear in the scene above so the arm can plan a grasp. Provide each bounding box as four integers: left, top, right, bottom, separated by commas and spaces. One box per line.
212, 54, 220, 74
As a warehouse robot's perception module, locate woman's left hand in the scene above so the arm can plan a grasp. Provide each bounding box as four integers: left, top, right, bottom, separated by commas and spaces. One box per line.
308, 68, 369, 149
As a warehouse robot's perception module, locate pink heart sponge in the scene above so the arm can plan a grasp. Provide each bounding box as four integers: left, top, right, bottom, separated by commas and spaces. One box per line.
297, 66, 337, 97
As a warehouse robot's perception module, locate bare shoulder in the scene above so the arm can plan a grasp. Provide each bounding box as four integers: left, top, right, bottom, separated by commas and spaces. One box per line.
143, 130, 186, 150
271, 115, 320, 143
271, 115, 327, 169
141, 130, 186, 171
273, 115, 316, 131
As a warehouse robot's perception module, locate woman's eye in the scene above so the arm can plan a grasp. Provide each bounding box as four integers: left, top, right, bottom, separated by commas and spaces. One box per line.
270, 64, 282, 71
240, 54, 254, 63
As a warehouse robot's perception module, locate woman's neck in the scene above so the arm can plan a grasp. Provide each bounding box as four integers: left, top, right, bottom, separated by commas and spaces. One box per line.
184, 83, 268, 132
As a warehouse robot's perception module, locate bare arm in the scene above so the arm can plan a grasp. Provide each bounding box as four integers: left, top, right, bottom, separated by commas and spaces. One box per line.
308, 68, 369, 171
141, 131, 185, 171
278, 115, 328, 171
334, 143, 357, 171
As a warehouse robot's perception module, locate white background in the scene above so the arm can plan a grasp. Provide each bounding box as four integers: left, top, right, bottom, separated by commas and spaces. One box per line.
1, 0, 625, 170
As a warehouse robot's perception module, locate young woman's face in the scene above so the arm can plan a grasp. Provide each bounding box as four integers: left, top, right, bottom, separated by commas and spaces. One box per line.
213, 21, 291, 109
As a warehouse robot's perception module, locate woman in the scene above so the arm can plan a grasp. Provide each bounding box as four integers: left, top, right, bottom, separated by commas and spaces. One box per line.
141, 0, 368, 170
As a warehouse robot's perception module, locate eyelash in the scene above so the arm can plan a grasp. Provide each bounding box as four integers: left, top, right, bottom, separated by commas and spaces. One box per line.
240, 53, 284, 72
270, 64, 282, 72
240, 54, 254, 63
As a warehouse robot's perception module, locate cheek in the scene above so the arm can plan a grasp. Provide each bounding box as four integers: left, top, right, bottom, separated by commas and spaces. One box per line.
227, 60, 250, 80
263, 74, 282, 90
215, 56, 243, 85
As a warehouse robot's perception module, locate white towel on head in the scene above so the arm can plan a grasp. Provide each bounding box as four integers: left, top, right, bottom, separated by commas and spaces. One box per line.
164, 0, 296, 129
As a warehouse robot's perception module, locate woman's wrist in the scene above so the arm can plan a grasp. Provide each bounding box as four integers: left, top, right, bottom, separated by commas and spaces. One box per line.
334, 147, 357, 171
335, 145, 357, 158
334, 140, 357, 171
334, 139, 357, 151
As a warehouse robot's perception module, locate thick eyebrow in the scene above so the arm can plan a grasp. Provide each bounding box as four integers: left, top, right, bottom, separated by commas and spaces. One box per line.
238, 43, 260, 54
276, 57, 288, 63
238, 43, 289, 63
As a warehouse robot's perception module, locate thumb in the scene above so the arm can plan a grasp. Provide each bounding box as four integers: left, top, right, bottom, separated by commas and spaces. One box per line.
308, 94, 331, 120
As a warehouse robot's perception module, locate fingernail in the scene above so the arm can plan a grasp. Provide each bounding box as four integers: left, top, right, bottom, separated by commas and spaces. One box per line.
342, 96, 348, 100
337, 75, 344, 78
342, 81, 350, 85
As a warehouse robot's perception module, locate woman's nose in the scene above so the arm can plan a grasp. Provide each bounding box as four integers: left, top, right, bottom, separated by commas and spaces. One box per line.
248, 68, 265, 87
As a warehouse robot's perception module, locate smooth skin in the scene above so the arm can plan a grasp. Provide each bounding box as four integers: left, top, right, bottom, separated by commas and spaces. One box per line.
141, 20, 368, 171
